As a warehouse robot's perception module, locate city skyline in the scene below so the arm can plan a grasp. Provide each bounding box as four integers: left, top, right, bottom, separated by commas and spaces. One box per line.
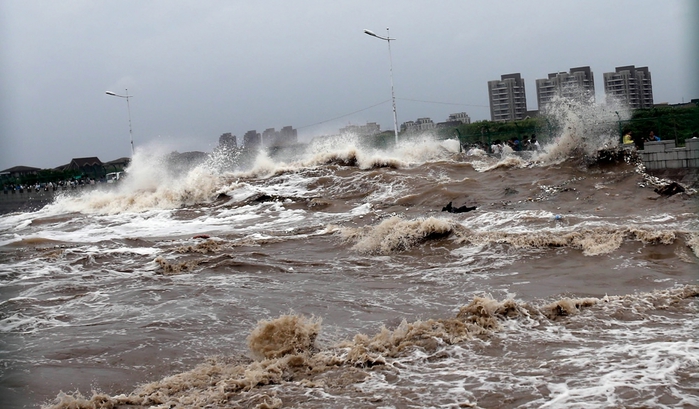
0, 58, 689, 172
165, 62, 661, 148
215, 61, 662, 144
1, 1, 696, 170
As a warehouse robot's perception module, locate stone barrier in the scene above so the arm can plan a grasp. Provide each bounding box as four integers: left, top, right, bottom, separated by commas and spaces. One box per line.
624, 139, 699, 170
0, 184, 101, 215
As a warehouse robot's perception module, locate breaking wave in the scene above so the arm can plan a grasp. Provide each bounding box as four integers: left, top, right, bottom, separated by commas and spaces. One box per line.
37, 135, 465, 215
532, 95, 629, 165
45, 148, 224, 214
455, 225, 684, 256
43, 285, 699, 409
333, 216, 695, 257
330, 216, 456, 254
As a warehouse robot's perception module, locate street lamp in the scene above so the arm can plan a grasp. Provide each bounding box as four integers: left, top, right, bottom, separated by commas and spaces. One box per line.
615, 111, 622, 144
105, 89, 134, 157
364, 28, 399, 145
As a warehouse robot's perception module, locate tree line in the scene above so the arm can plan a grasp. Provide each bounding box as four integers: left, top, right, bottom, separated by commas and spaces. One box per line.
367, 102, 699, 149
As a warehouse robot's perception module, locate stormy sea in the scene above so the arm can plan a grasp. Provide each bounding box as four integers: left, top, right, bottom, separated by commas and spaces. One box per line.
1, 101, 698, 409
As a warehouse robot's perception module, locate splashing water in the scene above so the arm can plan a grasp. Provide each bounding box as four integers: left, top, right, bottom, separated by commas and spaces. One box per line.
37, 97, 645, 216
2, 92, 697, 409
534, 94, 631, 165
46, 145, 223, 214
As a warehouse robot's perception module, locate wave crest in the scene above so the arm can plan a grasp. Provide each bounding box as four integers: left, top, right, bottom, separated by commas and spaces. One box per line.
455, 226, 685, 256
333, 216, 455, 254
43, 285, 698, 409
247, 314, 322, 360
45, 149, 223, 214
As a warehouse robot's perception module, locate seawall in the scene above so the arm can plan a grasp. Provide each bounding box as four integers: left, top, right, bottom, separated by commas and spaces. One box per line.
638, 138, 699, 170
0, 185, 100, 215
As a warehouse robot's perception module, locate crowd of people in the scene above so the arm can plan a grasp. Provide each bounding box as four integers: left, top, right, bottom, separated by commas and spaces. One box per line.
462, 134, 542, 156
622, 129, 662, 150
2, 178, 100, 194
489, 134, 541, 155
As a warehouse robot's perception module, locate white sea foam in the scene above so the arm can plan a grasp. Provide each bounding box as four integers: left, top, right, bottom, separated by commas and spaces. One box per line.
365, 179, 407, 204
43, 148, 222, 215
29, 134, 462, 218
0, 313, 70, 333
533, 96, 630, 165
465, 96, 632, 173
347, 291, 699, 409
350, 203, 372, 216
0, 212, 36, 247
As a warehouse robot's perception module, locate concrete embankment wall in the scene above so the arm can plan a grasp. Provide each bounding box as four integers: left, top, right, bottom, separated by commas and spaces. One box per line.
638, 139, 699, 170
0, 186, 98, 215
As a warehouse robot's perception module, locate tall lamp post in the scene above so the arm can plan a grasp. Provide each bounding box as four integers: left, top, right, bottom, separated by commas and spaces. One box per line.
105, 89, 135, 157
615, 111, 622, 144
364, 28, 399, 145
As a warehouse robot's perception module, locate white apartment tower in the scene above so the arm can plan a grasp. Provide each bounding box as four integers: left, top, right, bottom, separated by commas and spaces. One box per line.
488, 73, 527, 122
603, 65, 653, 109
536, 66, 595, 109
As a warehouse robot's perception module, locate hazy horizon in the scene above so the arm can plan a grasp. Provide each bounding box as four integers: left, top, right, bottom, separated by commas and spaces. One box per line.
1, 0, 697, 170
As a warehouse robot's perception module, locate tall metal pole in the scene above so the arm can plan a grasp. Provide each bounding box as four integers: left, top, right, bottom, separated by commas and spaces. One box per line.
124, 89, 134, 157
364, 28, 399, 145
386, 28, 398, 146
106, 89, 135, 157
615, 111, 622, 144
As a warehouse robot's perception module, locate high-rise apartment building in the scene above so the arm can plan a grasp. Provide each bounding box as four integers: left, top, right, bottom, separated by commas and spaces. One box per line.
536, 66, 595, 109
258, 126, 299, 147
279, 126, 298, 145
603, 65, 653, 109
488, 73, 527, 122
243, 130, 261, 147
218, 132, 237, 148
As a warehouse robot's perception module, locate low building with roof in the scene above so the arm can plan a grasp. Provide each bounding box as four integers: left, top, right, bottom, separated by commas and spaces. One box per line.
1, 166, 42, 180
56, 157, 105, 179
103, 157, 130, 172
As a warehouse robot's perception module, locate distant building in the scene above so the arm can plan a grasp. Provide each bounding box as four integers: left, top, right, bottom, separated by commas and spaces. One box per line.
58, 157, 105, 179
266, 126, 298, 147
262, 128, 277, 147
603, 65, 653, 109
400, 118, 435, 133
416, 117, 435, 131
447, 112, 471, 124
536, 66, 595, 109
488, 73, 528, 122
243, 126, 297, 148
0, 166, 41, 180
219, 132, 237, 148
278, 126, 298, 146
243, 130, 261, 148
103, 157, 130, 172
339, 122, 381, 136
400, 120, 417, 134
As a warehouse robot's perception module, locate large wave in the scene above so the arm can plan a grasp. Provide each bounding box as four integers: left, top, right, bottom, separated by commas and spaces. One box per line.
41, 135, 462, 215
532, 95, 630, 165
43, 285, 699, 409
332, 215, 696, 257
35, 95, 678, 216
44, 147, 224, 215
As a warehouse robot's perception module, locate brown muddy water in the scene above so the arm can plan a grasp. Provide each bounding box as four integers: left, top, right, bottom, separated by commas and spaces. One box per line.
0, 131, 697, 408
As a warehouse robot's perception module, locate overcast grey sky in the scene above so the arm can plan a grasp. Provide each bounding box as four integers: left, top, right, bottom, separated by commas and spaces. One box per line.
1, 0, 697, 170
